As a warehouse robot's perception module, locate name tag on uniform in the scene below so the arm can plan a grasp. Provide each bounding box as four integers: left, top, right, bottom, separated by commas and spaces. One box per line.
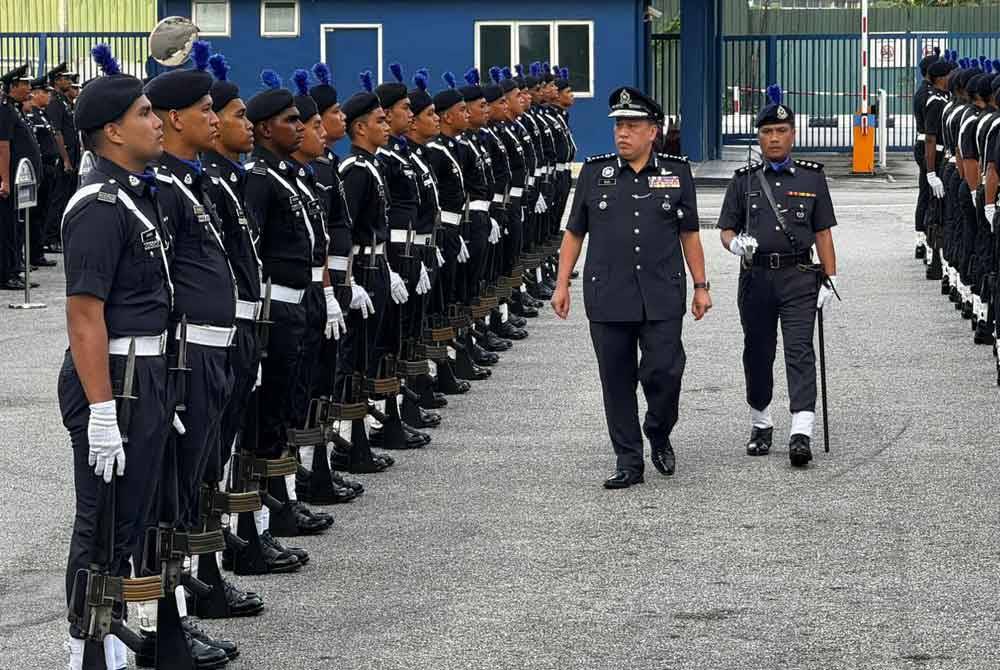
237, 216, 249, 229
598, 178, 616, 187
649, 176, 680, 189
140, 229, 161, 251
288, 195, 302, 210
787, 191, 815, 198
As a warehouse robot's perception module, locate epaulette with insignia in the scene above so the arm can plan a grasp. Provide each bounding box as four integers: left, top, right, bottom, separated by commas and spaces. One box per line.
585, 152, 616, 164
735, 161, 764, 176
314, 155, 330, 165
658, 152, 688, 163
96, 182, 119, 205
793, 159, 824, 171
249, 163, 268, 176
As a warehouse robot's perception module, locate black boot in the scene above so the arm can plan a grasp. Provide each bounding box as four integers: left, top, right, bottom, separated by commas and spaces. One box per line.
789, 434, 813, 467
180, 617, 239, 661
261, 530, 309, 565
437, 360, 471, 395
329, 418, 391, 474
745, 426, 773, 456
453, 337, 492, 380
491, 318, 528, 341
402, 386, 442, 428
226, 513, 301, 575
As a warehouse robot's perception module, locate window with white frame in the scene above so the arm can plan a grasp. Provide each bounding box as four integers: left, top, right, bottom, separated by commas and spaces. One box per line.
474, 20, 594, 97
261, 0, 298, 37
191, 0, 229, 36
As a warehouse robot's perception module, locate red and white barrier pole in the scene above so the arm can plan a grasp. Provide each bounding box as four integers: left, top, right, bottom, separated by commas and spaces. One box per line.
860, 0, 869, 119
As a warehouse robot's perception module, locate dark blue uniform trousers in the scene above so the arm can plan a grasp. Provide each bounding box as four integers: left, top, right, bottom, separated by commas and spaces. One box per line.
259, 301, 307, 458
219, 321, 258, 462
589, 318, 686, 475
737, 266, 819, 415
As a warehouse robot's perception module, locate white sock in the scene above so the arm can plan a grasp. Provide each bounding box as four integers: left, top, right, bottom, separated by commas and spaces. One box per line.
190, 553, 199, 574
114, 636, 128, 669
916, 232, 926, 247
484, 313, 491, 326
790, 411, 815, 437
67, 637, 85, 670
103, 635, 118, 669
500, 303, 509, 323
254, 507, 269, 536
535, 268, 543, 283
174, 585, 188, 618
137, 600, 157, 632
284, 473, 298, 501
750, 405, 773, 429
300, 445, 314, 471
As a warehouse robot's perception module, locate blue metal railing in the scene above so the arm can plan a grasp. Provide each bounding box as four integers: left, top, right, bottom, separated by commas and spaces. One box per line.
0, 32, 154, 82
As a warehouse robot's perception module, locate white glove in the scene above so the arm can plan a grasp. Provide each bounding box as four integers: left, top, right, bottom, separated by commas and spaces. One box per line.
323, 286, 347, 340
925, 172, 944, 199
985, 204, 997, 232
488, 218, 501, 245
457, 236, 470, 263
350, 284, 375, 318
416, 263, 431, 295
436, 247, 446, 267
971, 189, 978, 208
817, 276, 837, 311
88, 400, 125, 483
535, 194, 548, 214
389, 269, 410, 304
728, 233, 759, 259
172, 413, 186, 435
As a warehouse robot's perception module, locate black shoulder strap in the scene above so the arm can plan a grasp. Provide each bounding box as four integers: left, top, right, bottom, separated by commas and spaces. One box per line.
755, 170, 800, 251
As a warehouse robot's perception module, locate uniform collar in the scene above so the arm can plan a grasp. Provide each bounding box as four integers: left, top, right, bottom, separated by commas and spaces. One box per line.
616, 150, 659, 174
159, 151, 204, 186
389, 135, 408, 153
252, 145, 296, 174
203, 149, 245, 180
96, 156, 157, 198
766, 155, 795, 174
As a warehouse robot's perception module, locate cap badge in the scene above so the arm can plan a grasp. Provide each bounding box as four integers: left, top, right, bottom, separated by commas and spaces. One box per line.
298, 168, 305, 177
230, 173, 237, 182
776, 105, 789, 120
619, 89, 632, 106
278, 161, 287, 170
601, 166, 615, 178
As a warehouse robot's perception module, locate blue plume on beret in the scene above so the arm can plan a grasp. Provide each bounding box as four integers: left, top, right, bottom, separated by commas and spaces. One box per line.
766, 84, 783, 106
542, 61, 550, 75
980, 55, 988, 68
91, 44, 121, 76
959, 58, 969, 68
389, 62, 404, 83
360, 70, 373, 92
514, 64, 524, 77
993, 59, 1000, 73
208, 53, 229, 81
261, 69, 282, 89
986, 60, 994, 74
192, 40, 212, 71
312, 62, 331, 85
489, 66, 501, 84
530, 62, 541, 77
559, 67, 569, 80
413, 69, 428, 92
442, 71, 456, 89
501, 66, 512, 80
464, 67, 480, 86
292, 68, 310, 96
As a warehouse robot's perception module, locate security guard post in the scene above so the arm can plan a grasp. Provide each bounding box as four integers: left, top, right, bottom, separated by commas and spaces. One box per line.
914, 47, 943, 260
552, 87, 711, 489
143, 41, 244, 661
1, 64, 40, 291
718, 85, 839, 467
59, 45, 172, 670
45, 62, 81, 253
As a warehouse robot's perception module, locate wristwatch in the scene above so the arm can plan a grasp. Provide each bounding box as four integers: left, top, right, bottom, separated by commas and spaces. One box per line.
693, 281, 711, 290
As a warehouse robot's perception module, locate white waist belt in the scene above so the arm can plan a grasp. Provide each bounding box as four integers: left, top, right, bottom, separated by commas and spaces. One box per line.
328, 256, 349, 271
509, 187, 524, 198
556, 163, 569, 171
176, 323, 236, 348
351, 243, 385, 256
533, 168, 544, 177
492, 194, 505, 204
311, 266, 326, 282
235, 299, 261, 321
109, 332, 167, 357
389, 229, 434, 245
469, 200, 491, 212
917, 133, 926, 140
441, 211, 462, 226
262, 282, 305, 304
526, 176, 536, 187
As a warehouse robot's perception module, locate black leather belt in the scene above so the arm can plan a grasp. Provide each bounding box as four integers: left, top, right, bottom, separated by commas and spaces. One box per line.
749, 251, 813, 269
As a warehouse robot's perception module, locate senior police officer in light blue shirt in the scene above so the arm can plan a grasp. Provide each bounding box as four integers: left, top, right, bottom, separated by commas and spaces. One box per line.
552, 86, 711, 490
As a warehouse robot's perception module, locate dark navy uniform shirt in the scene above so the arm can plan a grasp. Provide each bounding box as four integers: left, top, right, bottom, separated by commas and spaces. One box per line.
425, 134, 466, 217
924, 88, 949, 142
913, 80, 932, 135
203, 150, 262, 303
244, 146, 314, 289
480, 125, 511, 198
406, 139, 441, 236
496, 120, 527, 190
154, 152, 236, 327
0, 98, 42, 180
311, 148, 353, 260
339, 145, 390, 247
46, 89, 80, 164
27, 107, 59, 160
62, 156, 171, 338
377, 135, 420, 235
567, 151, 698, 322
958, 106, 983, 162
457, 131, 492, 203
718, 158, 837, 255
292, 160, 328, 268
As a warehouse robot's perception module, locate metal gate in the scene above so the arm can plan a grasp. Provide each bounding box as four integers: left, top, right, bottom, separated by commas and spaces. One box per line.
722, 32, 1000, 152
650, 33, 681, 121
0, 32, 152, 81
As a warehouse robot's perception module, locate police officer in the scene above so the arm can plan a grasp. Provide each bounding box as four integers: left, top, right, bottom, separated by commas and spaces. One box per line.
45, 62, 80, 252
24, 75, 63, 268
921, 56, 955, 282
552, 87, 710, 489
717, 85, 839, 468
914, 47, 944, 260
58, 44, 173, 670
1, 64, 40, 290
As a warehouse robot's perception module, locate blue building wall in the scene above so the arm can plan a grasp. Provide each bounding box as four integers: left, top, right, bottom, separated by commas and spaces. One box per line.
159, 0, 648, 158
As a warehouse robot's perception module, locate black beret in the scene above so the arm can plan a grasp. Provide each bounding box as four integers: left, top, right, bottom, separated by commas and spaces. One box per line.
342, 91, 381, 126
927, 60, 952, 79
75, 74, 145, 131
310, 84, 338, 114
375, 82, 408, 109
919, 50, 941, 76
145, 68, 214, 110
211, 80, 240, 112
607, 86, 663, 122
409, 68, 433, 116
433, 88, 464, 114
956, 67, 982, 91
971, 74, 994, 100
293, 93, 318, 120
500, 78, 517, 94
755, 84, 794, 127
459, 84, 483, 103
483, 83, 503, 104
992, 74, 1000, 93
246, 88, 293, 123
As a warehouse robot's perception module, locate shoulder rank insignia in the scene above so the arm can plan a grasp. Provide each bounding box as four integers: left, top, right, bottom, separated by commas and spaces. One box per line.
735, 161, 764, 176
658, 152, 689, 163
97, 182, 118, 205
251, 164, 268, 176
793, 159, 824, 171
585, 152, 616, 164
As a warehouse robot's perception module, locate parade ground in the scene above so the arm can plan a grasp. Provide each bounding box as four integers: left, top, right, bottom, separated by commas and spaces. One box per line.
1, 181, 996, 670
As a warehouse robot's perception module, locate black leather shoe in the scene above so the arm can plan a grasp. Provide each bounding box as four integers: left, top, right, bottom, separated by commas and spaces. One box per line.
509, 298, 539, 318
507, 314, 528, 328
292, 501, 334, 530
222, 535, 301, 574
135, 630, 229, 669
31, 257, 57, 267
789, 434, 813, 467
332, 471, 364, 494
437, 362, 471, 395
915, 244, 926, 260
479, 330, 512, 352
493, 320, 528, 340
603, 470, 644, 489
410, 406, 441, 428
745, 426, 773, 456
181, 617, 239, 660
221, 578, 264, 616
261, 531, 309, 565
650, 440, 675, 476
469, 343, 500, 367
1, 278, 26, 290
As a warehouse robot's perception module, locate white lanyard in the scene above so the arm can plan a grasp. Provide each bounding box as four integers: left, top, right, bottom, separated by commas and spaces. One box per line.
217, 176, 263, 272
268, 167, 316, 251
170, 172, 238, 307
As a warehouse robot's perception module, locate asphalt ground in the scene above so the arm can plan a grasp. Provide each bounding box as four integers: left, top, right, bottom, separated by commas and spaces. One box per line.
1, 182, 997, 670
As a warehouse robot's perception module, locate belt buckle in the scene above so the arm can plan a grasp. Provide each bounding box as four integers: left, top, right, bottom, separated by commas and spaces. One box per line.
768, 253, 780, 270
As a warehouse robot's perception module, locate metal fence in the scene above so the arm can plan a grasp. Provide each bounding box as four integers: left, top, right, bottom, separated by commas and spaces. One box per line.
650, 33, 681, 121
722, 32, 1000, 151
0, 32, 153, 82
